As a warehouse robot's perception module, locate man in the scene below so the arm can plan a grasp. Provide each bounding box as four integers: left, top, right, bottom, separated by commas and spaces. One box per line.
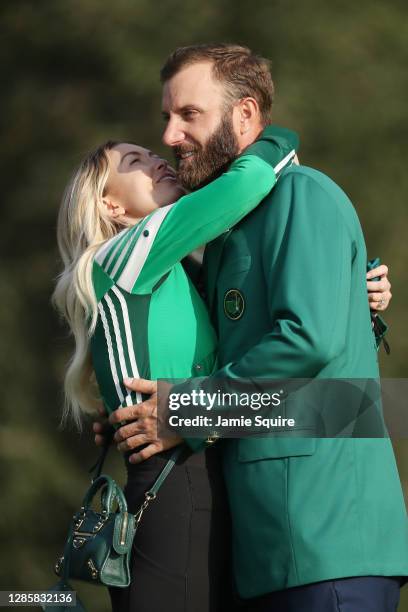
95, 45, 405, 611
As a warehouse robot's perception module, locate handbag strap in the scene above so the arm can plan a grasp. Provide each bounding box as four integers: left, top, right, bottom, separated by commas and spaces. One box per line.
89, 434, 185, 519
88, 427, 115, 480
148, 446, 184, 496
87, 402, 188, 519
134, 445, 185, 523
89, 430, 185, 484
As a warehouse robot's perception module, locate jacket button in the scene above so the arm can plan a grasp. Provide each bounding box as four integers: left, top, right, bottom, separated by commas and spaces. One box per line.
143, 229, 149, 237
206, 432, 220, 445
194, 364, 202, 370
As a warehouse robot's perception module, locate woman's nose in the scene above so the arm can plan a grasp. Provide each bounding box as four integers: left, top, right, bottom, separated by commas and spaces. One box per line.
152, 157, 165, 172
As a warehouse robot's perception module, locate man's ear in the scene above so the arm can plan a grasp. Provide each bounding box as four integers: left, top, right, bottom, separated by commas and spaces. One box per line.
102, 197, 126, 219
234, 97, 260, 135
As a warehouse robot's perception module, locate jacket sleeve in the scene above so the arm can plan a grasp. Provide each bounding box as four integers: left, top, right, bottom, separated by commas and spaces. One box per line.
126, 127, 298, 293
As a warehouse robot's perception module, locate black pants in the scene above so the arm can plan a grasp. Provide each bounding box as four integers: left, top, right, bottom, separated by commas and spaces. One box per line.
244, 576, 402, 612
109, 445, 234, 612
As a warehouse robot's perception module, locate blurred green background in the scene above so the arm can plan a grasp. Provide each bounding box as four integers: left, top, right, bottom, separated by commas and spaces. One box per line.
1, 0, 407, 609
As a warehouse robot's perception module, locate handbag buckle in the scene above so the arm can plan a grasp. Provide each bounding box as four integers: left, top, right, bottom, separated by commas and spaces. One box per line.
87, 558, 98, 580
135, 491, 157, 525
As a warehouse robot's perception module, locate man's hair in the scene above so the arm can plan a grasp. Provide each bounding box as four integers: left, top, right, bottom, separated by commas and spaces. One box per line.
160, 43, 274, 126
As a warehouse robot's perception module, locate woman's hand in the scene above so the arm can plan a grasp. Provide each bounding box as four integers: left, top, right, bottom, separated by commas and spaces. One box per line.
92, 405, 112, 447
367, 264, 392, 312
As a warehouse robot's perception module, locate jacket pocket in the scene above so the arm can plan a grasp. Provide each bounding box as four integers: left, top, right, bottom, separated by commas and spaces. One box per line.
237, 436, 316, 462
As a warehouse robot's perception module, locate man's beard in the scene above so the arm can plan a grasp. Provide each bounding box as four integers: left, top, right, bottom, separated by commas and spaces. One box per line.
174, 114, 240, 191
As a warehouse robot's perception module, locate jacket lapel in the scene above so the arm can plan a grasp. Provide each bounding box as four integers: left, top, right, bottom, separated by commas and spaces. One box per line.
203, 229, 232, 314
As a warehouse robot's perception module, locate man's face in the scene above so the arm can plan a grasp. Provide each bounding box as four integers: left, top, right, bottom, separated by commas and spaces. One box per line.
161, 61, 240, 190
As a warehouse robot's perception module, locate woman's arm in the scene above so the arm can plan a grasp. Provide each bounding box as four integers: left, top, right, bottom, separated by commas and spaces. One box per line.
111, 126, 298, 294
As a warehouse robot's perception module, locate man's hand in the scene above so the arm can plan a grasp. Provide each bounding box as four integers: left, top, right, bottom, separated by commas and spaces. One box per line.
109, 378, 182, 464
367, 264, 392, 312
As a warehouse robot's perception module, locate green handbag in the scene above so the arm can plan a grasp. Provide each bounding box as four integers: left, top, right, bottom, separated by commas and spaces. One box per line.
46, 445, 184, 611
54, 474, 135, 587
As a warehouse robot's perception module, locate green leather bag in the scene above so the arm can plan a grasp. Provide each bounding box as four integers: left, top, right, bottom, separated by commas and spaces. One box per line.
49, 445, 183, 606
55, 474, 135, 587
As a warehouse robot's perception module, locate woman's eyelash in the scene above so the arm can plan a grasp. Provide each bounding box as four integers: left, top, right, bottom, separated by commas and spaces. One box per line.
130, 157, 141, 165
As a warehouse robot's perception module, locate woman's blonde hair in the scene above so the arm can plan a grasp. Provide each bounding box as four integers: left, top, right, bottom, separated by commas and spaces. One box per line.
53, 140, 122, 428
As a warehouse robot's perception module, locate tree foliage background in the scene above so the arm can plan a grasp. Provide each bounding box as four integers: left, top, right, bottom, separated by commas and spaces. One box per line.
1, 0, 407, 609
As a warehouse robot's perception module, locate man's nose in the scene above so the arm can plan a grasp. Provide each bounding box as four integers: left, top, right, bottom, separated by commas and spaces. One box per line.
162, 118, 185, 147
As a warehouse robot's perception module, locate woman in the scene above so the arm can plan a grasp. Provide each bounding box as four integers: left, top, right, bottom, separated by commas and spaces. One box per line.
53, 127, 298, 611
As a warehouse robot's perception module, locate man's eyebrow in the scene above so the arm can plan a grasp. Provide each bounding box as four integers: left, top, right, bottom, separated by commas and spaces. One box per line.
162, 105, 204, 117
180, 105, 203, 113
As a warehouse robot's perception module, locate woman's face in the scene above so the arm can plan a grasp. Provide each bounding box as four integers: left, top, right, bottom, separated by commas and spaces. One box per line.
104, 143, 185, 223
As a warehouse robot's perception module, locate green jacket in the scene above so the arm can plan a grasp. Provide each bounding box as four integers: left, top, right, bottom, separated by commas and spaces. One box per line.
201, 159, 408, 597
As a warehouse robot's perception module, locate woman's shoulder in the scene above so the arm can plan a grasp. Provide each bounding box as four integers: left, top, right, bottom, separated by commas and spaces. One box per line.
93, 224, 138, 277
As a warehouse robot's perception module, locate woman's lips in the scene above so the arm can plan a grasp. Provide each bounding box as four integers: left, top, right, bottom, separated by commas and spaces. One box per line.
156, 169, 177, 183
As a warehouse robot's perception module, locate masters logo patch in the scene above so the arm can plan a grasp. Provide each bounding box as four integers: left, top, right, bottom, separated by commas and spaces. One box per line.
224, 289, 245, 320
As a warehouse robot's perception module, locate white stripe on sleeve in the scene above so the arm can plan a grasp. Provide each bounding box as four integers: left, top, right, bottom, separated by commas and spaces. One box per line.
117, 204, 174, 292
94, 230, 125, 266
104, 294, 134, 406
111, 285, 142, 404
98, 302, 125, 406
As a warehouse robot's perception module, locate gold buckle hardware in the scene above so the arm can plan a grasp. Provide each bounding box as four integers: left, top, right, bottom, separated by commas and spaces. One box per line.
87, 558, 98, 580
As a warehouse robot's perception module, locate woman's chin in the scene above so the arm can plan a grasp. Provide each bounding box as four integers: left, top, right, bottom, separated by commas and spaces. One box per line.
159, 185, 187, 206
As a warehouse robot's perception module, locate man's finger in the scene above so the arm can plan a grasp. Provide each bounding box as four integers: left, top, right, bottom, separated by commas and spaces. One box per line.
128, 442, 162, 464
128, 435, 183, 464
117, 433, 149, 453
114, 420, 146, 443
366, 264, 388, 280
109, 402, 153, 425
123, 377, 158, 395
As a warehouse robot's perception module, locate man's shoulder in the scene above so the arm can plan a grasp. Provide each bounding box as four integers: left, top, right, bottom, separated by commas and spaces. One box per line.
236, 163, 359, 243
260, 163, 354, 217
277, 164, 346, 198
